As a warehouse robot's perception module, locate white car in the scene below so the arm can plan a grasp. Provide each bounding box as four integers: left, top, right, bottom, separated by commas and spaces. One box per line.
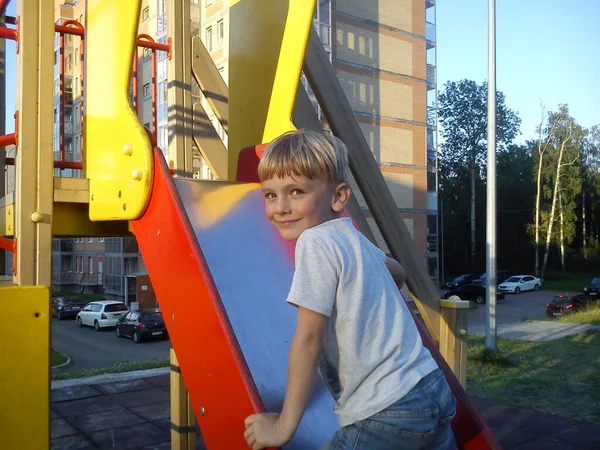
76, 300, 129, 331
498, 275, 541, 294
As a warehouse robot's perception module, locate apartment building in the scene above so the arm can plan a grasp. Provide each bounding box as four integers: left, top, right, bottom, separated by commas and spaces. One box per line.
199, 0, 440, 282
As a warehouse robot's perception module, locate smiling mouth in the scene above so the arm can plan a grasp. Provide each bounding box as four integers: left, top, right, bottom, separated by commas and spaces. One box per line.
275, 219, 300, 227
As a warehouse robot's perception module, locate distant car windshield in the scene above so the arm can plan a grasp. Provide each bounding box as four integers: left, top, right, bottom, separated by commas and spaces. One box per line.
454, 275, 468, 281
105, 303, 127, 312
64, 298, 84, 305
505, 277, 521, 283
142, 312, 163, 322
591, 278, 600, 285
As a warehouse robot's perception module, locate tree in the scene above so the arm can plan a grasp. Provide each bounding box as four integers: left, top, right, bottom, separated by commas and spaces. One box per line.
540, 105, 585, 279
438, 80, 521, 270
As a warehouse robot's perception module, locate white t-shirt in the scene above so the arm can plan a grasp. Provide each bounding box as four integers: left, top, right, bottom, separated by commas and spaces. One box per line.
286, 218, 438, 427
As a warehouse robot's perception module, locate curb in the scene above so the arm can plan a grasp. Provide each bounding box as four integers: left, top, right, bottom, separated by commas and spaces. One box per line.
51, 350, 72, 370
51, 366, 170, 390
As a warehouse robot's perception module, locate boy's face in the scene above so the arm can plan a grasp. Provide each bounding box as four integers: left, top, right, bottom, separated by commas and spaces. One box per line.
261, 174, 349, 241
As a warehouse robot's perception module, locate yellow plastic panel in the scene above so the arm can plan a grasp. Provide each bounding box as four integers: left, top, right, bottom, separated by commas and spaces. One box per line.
0, 286, 50, 449
228, 0, 316, 178
85, 0, 153, 220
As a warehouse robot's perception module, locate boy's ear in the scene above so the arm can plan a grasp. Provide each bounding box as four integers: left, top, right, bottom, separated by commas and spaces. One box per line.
331, 182, 351, 213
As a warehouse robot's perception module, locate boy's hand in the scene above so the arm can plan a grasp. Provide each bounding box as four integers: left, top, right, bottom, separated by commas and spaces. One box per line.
244, 413, 291, 449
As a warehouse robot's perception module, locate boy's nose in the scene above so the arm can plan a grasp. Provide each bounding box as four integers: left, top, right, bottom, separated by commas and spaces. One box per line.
275, 197, 291, 214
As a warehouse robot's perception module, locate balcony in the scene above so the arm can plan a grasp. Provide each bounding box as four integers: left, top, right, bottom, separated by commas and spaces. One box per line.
426, 64, 436, 89
314, 21, 331, 50
426, 22, 436, 48
427, 106, 437, 128
426, 0, 436, 8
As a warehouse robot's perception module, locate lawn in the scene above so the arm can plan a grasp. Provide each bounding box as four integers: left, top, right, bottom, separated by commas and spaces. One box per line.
559, 303, 600, 325
51, 348, 68, 367
467, 331, 600, 425
52, 359, 169, 380
542, 272, 594, 292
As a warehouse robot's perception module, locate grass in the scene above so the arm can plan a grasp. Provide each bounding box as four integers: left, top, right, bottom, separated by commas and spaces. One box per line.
51, 348, 69, 367
52, 359, 169, 380
51, 290, 105, 303
559, 304, 600, 325
542, 272, 594, 292
467, 331, 600, 425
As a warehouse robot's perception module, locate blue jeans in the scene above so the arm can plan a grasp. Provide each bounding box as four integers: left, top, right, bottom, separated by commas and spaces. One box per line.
324, 369, 457, 450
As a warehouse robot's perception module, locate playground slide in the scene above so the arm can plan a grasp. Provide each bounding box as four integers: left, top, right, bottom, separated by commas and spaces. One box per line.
132, 148, 500, 449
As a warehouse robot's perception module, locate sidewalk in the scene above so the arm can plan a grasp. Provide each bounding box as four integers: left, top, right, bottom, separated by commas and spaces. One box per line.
50, 373, 600, 449
469, 320, 600, 341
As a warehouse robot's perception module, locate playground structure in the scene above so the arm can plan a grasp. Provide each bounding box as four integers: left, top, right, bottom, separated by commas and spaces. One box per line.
0, 0, 500, 449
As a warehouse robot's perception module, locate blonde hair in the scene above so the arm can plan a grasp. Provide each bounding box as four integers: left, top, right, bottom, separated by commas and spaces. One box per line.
258, 129, 349, 184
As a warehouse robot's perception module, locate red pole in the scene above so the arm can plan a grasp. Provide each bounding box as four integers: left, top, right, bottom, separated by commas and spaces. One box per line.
79, 33, 84, 163
0, 133, 16, 148
59, 30, 65, 163
151, 49, 157, 134
0, 0, 10, 17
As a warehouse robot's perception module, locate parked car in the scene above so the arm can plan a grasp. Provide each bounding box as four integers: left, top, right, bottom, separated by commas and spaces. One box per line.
583, 277, 600, 298
52, 296, 87, 320
76, 300, 129, 331
444, 284, 505, 304
116, 309, 168, 343
498, 275, 541, 294
546, 293, 594, 319
445, 274, 479, 289
473, 270, 511, 286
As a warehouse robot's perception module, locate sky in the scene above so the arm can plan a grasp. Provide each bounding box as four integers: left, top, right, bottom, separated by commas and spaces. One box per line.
436, 0, 600, 143
3, 1, 600, 142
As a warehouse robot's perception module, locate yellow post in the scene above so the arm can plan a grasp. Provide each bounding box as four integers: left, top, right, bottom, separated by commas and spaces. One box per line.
228, 0, 316, 178
85, 0, 153, 221
170, 349, 196, 450
439, 297, 470, 387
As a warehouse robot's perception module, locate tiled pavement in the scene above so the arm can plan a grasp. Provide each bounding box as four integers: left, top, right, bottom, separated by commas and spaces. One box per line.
50, 374, 600, 449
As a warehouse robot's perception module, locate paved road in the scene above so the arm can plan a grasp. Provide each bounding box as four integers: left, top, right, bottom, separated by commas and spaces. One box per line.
51, 317, 171, 372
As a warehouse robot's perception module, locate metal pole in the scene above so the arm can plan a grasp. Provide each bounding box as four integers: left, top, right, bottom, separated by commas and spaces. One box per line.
485, 0, 497, 351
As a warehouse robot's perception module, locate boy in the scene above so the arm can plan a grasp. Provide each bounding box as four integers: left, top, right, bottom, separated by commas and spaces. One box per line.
244, 129, 456, 449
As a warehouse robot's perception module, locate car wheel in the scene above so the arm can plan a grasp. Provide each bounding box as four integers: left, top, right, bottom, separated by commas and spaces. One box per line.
77, 316, 83, 327
476, 296, 485, 304
515, 287, 521, 294
94, 320, 100, 332
133, 330, 140, 343
116, 326, 122, 338
57, 311, 63, 320
534, 284, 540, 291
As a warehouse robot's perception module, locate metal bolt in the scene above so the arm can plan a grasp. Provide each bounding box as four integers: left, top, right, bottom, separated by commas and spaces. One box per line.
31, 211, 43, 223
200, 407, 206, 416
132, 169, 142, 181
123, 144, 133, 156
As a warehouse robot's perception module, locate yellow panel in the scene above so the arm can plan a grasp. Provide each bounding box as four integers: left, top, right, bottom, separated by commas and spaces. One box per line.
228, 0, 316, 178
85, 0, 153, 220
0, 199, 14, 237
0, 286, 50, 449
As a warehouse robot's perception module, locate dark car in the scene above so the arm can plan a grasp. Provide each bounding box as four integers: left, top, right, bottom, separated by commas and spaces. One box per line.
52, 296, 87, 320
583, 277, 600, 299
546, 293, 593, 319
116, 309, 168, 343
444, 284, 505, 304
473, 270, 511, 286
445, 274, 479, 289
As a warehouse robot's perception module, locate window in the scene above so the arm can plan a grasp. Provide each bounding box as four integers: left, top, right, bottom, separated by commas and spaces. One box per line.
88, 237, 93, 243
143, 47, 152, 58
205, 26, 213, 51
99, 237, 105, 243
143, 7, 150, 20
206, 0, 213, 6
88, 257, 94, 274
217, 20, 224, 47
65, 54, 72, 71
143, 83, 151, 97
191, 0, 199, 4
75, 47, 79, 64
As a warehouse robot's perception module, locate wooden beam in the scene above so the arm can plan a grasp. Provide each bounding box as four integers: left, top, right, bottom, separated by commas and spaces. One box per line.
192, 103, 228, 180
191, 36, 229, 134
292, 85, 377, 246
303, 28, 441, 341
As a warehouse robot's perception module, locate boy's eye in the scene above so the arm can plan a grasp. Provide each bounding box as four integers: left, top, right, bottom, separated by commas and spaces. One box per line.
264, 192, 276, 200
291, 189, 303, 196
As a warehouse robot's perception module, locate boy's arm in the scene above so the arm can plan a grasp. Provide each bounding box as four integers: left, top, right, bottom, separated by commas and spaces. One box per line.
386, 256, 406, 289
244, 306, 326, 449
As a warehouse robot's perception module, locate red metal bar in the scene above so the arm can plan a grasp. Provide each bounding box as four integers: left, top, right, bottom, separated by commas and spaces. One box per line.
79, 33, 85, 161
0, 0, 10, 17
0, 236, 13, 253
54, 23, 84, 37
0, 133, 16, 147
0, 25, 17, 41
133, 49, 138, 113
4, 157, 82, 170
151, 49, 157, 134
59, 31, 65, 162
137, 34, 170, 54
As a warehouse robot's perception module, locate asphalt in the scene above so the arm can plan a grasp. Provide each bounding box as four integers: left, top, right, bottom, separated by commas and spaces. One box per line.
50, 372, 600, 450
